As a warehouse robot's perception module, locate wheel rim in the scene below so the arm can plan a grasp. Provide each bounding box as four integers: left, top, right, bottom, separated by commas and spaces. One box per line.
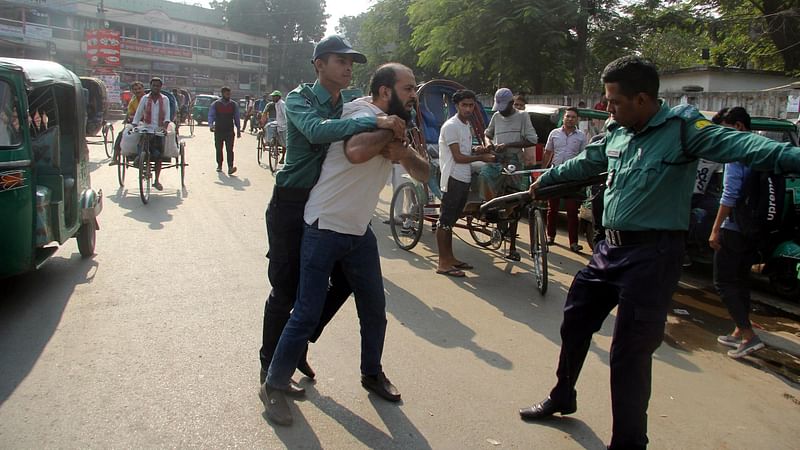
534, 208, 548, 294
117, 152, 125, 186
468, 217, 495, 247
139, 141, 151, 204
390, 183, 424, 250
180, 144, 186, 187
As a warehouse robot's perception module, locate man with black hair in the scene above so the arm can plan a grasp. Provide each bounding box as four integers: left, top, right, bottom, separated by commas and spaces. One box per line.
709, 106, 766, 359
132, 77, 170, 190
522, 56, 800, 449
435, 89, 495, 277
258, 36, 405, 417
263, 63, 427, 426
208, 86, 242, 175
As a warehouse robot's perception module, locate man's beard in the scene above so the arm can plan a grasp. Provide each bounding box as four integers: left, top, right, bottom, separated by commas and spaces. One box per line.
388, 88, 412, 121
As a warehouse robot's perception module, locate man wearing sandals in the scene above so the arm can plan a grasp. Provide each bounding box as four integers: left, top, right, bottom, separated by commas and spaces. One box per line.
435, 89, 495, 277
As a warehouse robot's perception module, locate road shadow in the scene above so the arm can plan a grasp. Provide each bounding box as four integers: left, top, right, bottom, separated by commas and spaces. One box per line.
0, 253, 98, 406
383, 279, 513, 370
107, 186, 184, 230
215, 172, 252, 191
521, 416, 607, 449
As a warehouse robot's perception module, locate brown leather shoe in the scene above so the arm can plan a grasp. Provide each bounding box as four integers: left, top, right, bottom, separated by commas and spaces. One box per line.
519, 396, 577, 420
361, 372, 401, 402
260, 384, 293, 426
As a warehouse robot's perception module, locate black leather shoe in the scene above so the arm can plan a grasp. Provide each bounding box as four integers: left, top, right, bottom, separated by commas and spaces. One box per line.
260, 368, 305, 397
361, 372, 401, 402
519, 396, 577, 420
260, 384, 293, 426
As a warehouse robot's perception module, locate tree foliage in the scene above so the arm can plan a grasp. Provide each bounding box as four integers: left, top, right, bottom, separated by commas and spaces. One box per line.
210, 0, 328, 92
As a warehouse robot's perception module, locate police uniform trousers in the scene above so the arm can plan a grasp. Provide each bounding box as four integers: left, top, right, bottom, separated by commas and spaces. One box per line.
549, 231, 684, 450
260, 186, 352, 371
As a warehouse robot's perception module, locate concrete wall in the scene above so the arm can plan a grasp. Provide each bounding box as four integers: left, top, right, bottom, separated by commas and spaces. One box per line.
660, 72, 795, 93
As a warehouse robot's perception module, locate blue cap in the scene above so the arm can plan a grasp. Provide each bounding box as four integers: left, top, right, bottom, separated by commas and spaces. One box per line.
492, 88, 514, 111
312, 35, 367, 64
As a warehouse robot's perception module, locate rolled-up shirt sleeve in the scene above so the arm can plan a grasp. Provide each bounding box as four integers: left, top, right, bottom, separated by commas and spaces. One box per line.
719, 163, 746, 208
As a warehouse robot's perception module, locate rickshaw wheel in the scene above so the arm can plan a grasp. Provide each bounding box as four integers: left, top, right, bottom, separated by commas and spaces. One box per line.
139, 142, 151, 204
77, 221, 96, 257
268, 137, 280, 173
390, 182, 424, 251
467, 217, 496, 247
102, 124, 114, 158
529, 207, 548, 295
189, 117, 195, 136
256, 131, 264, 166
179, 143, 186, 187
117, 152, 126, 187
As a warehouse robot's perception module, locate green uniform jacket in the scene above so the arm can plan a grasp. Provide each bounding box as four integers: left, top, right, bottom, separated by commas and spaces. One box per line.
539, 103, 800, 231
276, 80, 378, 189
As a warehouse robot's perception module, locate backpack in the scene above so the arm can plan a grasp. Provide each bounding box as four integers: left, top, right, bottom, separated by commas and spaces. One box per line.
732, 170, 786, 241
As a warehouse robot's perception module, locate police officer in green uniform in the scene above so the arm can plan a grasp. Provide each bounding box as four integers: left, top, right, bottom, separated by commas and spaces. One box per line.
259, 36, 405, 396
520, 56, 800, 450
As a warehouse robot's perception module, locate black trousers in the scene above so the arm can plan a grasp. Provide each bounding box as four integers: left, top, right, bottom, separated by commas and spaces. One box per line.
259, 187, 352, 371
713, 229, 755, 330
549, 233, 684, 450
214, 130, 235, 168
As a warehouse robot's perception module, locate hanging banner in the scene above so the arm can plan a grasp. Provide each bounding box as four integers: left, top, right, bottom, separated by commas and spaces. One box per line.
86, 29, 121, 67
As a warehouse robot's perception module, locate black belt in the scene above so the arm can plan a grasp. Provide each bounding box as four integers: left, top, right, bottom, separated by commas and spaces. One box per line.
273, 186, 312, 202
605, 229, 684, 247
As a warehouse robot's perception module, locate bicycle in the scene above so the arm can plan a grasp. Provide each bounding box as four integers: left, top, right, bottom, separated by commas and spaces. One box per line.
266, 123, 284, 173
256, 125, 266, 166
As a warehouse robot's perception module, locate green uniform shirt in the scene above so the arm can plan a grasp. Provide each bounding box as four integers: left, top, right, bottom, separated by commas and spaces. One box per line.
539, 103, 800, 231
275, 80, 378, 189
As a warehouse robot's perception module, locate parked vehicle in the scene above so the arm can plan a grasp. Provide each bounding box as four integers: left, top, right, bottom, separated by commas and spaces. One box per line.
191, 94, 218, 125
0, 58, 103, 278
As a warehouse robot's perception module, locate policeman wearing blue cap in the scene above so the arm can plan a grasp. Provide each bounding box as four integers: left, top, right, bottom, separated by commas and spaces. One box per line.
259, 35, 406, 425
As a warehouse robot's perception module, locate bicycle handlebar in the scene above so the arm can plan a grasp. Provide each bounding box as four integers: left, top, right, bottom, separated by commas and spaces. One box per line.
479, 173, 608, 217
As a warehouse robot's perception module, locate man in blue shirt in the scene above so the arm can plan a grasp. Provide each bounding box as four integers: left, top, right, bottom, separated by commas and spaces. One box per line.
708, 107, 765, 358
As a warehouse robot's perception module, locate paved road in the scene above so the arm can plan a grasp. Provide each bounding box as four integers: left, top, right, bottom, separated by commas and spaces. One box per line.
1, 123, 798, 449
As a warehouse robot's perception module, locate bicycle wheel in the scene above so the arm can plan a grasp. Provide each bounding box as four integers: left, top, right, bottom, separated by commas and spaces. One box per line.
116, 150, 126, 187
102, 124, 114, 158
529, 207, 548, 295
189, 116, 195, 136
179, 142, 186, 187
468, 216, 499, 248
268, 137, 280, 173
138, 140, 151, 204
256, 131, 264, 166
390, 182, 424, 250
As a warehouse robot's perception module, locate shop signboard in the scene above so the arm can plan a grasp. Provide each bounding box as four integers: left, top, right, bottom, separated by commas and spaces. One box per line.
122, 39, 192, 59
24, 23, 52, 40
86, 29, 121, 67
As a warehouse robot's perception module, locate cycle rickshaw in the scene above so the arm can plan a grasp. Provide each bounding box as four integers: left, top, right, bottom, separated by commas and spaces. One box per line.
80, 77, 115, 158
115, 91, 187, 204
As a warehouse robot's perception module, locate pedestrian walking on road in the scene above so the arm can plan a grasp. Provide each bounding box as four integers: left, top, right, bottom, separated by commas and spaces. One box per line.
709, 107, 766, 359
523, 55, 800, 450
208, 86, 241, 175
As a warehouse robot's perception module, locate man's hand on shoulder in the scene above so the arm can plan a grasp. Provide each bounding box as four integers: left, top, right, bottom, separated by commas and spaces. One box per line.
376, 115, 406, 139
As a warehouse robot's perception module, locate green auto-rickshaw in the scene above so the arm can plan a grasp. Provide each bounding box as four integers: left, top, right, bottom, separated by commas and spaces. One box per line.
191, 94, 218, 125
0, 58, 103, 278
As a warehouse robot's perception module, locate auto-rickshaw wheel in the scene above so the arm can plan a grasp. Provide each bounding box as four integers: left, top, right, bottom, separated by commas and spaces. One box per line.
139, 144, 151, 204
102, 123, 114, 158
77, 221, 96, 257
179, 142, 186, 187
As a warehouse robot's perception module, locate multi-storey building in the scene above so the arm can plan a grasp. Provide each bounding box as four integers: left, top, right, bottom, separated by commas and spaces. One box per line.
0, 0, 270, 101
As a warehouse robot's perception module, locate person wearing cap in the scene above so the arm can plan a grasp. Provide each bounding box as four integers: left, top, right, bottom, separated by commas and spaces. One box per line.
263, 63, 429, 427
480, 87, 538, 261
258, 35, 406, 408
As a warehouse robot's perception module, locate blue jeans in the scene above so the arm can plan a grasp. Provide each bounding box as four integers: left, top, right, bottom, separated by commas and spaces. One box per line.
266, 223, 387, 389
